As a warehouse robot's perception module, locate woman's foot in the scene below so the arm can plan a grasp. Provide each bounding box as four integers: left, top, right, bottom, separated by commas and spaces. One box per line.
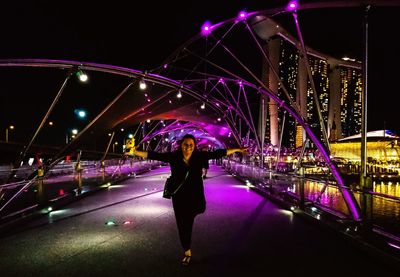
181, 249, 192, 266
181, 255, 191, 266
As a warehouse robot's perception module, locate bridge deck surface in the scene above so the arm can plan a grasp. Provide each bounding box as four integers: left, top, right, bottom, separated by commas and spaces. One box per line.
0, 165, 398, 277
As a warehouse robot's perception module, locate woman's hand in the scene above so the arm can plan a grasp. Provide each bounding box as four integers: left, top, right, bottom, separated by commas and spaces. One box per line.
129, 147, 148, 158
124, 146, 137, 156
240, 147, 249, 155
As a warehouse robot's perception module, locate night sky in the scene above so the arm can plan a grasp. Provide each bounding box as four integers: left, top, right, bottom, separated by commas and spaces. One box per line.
1, 1, 400, 135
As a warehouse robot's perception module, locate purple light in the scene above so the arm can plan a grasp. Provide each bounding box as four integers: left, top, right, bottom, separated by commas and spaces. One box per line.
287, 1, 298, 11
237, 10, 247, 21
388, 242, 400, 250
218, 127, 229, 136
201, 21, 212, 36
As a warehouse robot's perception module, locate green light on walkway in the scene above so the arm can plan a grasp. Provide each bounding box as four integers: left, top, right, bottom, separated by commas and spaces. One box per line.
105, 220, 117, 226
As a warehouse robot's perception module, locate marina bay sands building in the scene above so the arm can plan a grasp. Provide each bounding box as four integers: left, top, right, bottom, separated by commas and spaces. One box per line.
256, 17, 362, 148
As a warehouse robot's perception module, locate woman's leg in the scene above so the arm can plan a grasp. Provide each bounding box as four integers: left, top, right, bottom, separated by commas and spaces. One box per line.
174, 208, 195, 265
174, 209, 195, 251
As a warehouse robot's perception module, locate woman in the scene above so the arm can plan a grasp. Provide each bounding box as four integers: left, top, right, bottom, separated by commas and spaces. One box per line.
131, 134, 247, 266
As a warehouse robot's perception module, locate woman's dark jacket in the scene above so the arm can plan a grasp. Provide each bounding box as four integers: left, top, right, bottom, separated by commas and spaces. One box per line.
148, 149, 227, 215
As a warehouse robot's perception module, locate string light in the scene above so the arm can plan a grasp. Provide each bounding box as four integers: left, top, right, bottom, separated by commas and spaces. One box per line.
76, 69, 88, 82
139, 80, 147, 90
287, 1, 298, 12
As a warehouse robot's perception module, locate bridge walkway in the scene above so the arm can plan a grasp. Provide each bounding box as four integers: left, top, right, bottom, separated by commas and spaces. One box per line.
0, 165, 398, 276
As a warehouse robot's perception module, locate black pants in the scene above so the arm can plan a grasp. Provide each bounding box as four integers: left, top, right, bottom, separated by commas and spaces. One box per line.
173, 202, 196, 251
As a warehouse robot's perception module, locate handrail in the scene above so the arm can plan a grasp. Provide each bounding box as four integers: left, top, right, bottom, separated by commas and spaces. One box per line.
0, 159, 162, 219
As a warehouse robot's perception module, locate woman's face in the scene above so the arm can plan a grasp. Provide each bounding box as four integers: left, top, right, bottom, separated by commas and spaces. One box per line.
181, 138, 195, 157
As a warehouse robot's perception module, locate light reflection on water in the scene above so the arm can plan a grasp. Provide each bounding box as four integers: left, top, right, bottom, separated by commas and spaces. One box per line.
224, 161, 400, 235
291, 180, 400, 235
374, 182, 400, 198
290, 181, 349, 215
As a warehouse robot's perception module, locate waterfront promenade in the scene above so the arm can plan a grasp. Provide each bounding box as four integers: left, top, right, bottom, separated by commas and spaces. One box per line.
0, 165, 399, 277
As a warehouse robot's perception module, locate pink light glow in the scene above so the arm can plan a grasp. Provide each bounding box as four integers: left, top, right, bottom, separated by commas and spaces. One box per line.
201, 21, 212, 36
218, 127, 229, 136
388, 242, 400, 250
287, 1, 298, 11
237, 10, 247, 21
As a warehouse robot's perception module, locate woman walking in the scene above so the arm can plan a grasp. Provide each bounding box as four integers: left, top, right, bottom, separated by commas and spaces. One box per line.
131, 134, 247, 266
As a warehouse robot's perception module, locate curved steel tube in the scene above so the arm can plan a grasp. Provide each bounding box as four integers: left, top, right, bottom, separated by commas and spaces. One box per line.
0, 56, 362, 220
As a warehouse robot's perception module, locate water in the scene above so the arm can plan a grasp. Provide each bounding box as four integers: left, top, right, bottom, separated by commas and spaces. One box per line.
290, 179, 400, 236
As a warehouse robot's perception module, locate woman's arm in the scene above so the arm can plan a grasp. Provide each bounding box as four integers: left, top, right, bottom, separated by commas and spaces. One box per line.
131, 147, 148, 158
226, 148, 248, 156
130, 147, 173, 163
204, 148, 248, 160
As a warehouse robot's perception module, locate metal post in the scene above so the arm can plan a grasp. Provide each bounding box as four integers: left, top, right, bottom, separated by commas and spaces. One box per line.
296, 138, 309, 174
75, 150, 83, 194
101, 160, 106, 182
37, 165, 45, 205
259, 96, 266, 168
299, 178, 305, 210
361, 5, 372, 189
275, 111, 286, 171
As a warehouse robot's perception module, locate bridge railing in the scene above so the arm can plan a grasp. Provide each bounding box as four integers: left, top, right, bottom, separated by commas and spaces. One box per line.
0, 158, 163, 226
222, 158, 400, 245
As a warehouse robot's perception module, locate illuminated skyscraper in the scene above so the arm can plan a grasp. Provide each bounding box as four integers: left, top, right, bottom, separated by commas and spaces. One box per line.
277, 38, 298, 147
339, 67, 363, 137
262, 36, 362, 147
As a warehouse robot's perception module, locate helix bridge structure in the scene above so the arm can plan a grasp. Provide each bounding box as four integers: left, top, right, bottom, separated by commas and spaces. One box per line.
1, 0, 400, 266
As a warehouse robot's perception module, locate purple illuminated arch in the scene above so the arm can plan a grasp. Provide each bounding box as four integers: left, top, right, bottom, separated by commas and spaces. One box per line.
0, 58, 239, 156
0, 58, 361, 220
155, 2, 400, 221
239, 78, 361, 220
3, 2, 400, 222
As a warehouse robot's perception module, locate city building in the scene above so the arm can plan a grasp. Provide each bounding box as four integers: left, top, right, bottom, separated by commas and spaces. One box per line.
255, 17, 362, 148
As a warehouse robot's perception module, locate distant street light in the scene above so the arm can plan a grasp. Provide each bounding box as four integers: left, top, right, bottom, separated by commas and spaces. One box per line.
113, 141, 118, 153
66, 109, 87, 144
76, 69, 88, 82
78, 110, 86, 118
74, 109, 87, 119
66, 129, 79, 144
5, 125, 15, 142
